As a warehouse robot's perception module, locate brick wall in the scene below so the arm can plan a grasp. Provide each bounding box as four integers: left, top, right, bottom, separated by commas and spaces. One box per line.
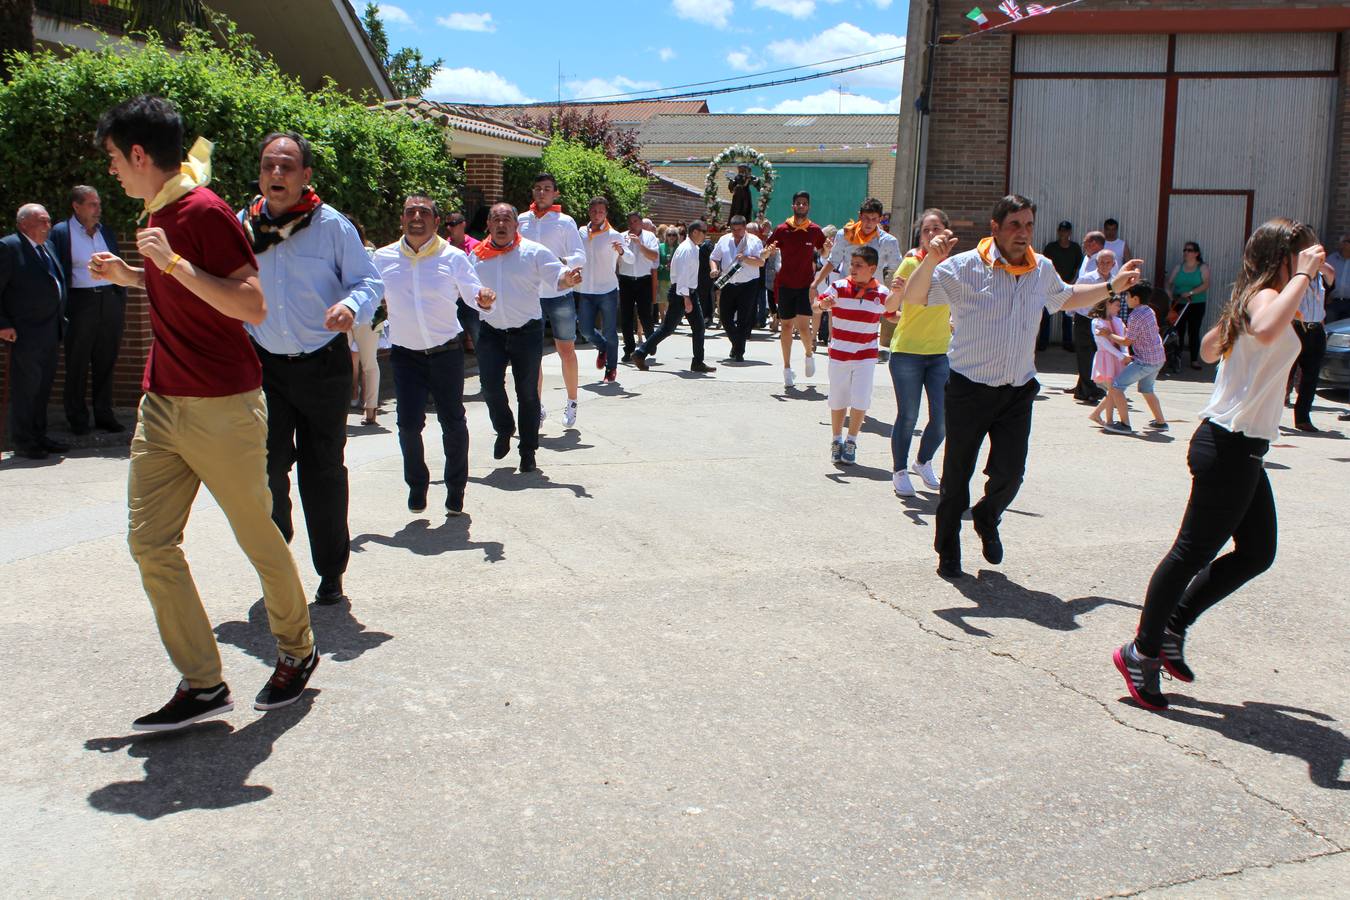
463, 155, 505, 204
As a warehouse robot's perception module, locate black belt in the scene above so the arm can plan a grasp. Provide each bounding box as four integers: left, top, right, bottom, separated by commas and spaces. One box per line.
252, 334, 345, 360
69, 285, 115, 294
484, 319, 541, 335
397, 336, 462, 355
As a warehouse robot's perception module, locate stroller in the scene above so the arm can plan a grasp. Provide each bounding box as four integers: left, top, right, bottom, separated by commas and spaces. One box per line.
1159, 288, 1191, 376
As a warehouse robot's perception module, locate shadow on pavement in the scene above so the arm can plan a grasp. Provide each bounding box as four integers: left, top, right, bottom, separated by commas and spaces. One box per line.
859, 415, 892, 438
469, 466, 592, 498
1161, 696, 1350, 790
898, 493, 938, 526
826, 463, 892, 484
83, 691, 317, 819
770, 385, 826, 402
582, 382, 640, 399
351, 514, 505, 562
538, 429, 595, 453
933, 570, 1139, 637
215, 597, 394, 665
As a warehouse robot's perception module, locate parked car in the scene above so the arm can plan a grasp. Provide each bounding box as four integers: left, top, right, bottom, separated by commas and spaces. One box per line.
1321, 316, 1350, 389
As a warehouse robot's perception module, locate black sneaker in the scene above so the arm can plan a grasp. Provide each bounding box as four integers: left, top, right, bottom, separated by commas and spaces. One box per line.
408, 486, 427, 513
1112, 641, 1168, 711
133, 681, 233, 732
254, 650, 319, 711
1159, 628, 1195, 683
493, 431, 513, 460
446, 493, 464, 516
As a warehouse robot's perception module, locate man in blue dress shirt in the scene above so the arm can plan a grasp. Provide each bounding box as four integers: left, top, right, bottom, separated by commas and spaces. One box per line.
241, 132, 381, 605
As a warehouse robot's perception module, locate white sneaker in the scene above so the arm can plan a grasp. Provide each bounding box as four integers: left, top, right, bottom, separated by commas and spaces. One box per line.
562, 400, 577, 428
804, 355, 816, 378
911, 459, 940, 490
783, 367, 795, 389
892, 470, 916, 497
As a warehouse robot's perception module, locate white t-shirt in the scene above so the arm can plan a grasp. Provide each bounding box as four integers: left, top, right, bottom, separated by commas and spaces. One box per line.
1200, 324, 1301, 442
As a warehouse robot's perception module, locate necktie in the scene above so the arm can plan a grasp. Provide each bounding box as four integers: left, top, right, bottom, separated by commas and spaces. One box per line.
37, 243, 61, 285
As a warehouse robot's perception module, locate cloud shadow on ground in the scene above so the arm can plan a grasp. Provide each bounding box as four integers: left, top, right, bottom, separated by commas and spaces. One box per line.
933, 570, 1139, 637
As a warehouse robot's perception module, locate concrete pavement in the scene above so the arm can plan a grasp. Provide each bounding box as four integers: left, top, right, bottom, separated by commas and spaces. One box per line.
1, 326, 1346, 896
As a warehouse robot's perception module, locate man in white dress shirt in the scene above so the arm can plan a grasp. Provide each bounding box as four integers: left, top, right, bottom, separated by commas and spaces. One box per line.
633, 220, 716, 374
1070, 230, 1111, 403
575, 196, 628, 385
518, 172, 585, 427
710, 215, 765, 362
373, 194, 494, 515
470, 203, 582, 473
1326, 233, 1350, 323
618, 211, 660, 362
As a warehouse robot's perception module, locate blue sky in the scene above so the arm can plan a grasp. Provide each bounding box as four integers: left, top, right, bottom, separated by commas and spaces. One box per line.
372, 1, 908, 113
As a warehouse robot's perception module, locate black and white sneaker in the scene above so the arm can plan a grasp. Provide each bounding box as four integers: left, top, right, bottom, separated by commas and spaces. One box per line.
1112, 641, 1168, 711
133, 681, 233, 732
1159, 628, 1195, 683
254, 650, 319, 710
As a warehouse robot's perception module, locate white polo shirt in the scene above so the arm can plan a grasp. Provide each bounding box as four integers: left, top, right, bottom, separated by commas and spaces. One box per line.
577, 222, 628, 295
518, 208, 585, 299
710, 232, 764, 286
470, 238, 566, 330
618, 229, 660, 278
373, 236, 482, 350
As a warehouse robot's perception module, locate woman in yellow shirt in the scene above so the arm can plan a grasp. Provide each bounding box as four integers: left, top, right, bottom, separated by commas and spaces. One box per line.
887, 208, 953, 497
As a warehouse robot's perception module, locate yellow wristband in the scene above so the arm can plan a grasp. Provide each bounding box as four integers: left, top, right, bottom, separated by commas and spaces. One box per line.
162, 253, 182, 276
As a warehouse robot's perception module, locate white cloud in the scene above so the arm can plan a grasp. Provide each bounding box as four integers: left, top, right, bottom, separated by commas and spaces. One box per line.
869, 0, 894, 8
766, 22, 905, 90
726, 48, 761, 72
566, 75, 661, 101
427, 67, 534, 104
659, 47, 677, 62
743, 89, 901, 114
377, 3, 413, 25
673, 0, 731, 30
436, 12, 496, 32
752, 0, 814, 18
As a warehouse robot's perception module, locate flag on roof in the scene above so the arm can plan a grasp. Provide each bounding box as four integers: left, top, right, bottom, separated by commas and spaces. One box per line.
965, 7, 990, 28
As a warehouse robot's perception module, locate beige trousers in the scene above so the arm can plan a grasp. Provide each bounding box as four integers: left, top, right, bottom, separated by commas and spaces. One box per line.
351, 322, 381, 408
128, 389, 314, 688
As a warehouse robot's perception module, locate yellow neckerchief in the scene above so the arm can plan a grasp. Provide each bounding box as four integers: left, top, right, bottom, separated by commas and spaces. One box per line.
977, 236, 1037, 277
139, 136, 213, 223
399, 234, 445, 260
842, 220, 878, 245
586, 220, 614, 241
783, 216, 814, 232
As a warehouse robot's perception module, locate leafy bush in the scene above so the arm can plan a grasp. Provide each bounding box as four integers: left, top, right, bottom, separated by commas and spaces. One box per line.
0, 21, 459, 243
512, 108, 650, 177
504, 137, 648, 223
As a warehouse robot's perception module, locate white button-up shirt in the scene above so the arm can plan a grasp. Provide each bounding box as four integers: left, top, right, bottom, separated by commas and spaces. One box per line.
618, 229, 660, 278
373, 237, 483, 350
710, 232, 764, 285
670, 238, 701, 297
470, 238, 566, 330
67, 217, 109, 290
518, 209, 585, 299
828, 229, 902, 282
929, 243, 1074, 387
577, 222, 628, 295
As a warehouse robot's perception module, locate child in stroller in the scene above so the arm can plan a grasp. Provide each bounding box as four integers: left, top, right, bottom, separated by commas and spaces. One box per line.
1158, 287, 1189, 376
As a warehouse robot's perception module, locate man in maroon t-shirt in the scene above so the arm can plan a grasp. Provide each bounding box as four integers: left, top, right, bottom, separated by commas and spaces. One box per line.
770, 191, 825, 389
89, 95, 317, 733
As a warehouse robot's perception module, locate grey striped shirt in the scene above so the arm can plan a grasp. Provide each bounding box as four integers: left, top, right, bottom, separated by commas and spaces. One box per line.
929, 245, 1074, 386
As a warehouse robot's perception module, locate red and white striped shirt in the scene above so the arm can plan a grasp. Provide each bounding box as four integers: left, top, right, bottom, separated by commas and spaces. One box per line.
822, 277, 890, 362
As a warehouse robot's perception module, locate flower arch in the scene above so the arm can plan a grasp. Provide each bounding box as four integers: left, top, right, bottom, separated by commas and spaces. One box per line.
702, 144, 776, 230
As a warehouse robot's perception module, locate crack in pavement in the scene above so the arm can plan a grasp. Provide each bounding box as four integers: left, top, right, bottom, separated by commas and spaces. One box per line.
825, 567, 1349, 861
1104, 846, 1349, 898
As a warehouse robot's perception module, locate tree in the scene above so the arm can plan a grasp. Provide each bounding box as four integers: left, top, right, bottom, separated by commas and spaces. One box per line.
513, 107, 651, 177
360, 2, 441, 99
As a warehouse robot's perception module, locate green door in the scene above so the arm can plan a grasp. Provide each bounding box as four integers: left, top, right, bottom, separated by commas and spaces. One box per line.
763, 163, 871, 230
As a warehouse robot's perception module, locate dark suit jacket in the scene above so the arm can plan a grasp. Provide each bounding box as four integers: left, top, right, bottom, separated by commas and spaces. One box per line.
0, 233, 67, 335
50, 218, 127, 301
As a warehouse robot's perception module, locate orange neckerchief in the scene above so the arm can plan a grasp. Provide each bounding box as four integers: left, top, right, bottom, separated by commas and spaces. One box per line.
586, 220, 614, 241
848, 278, 881, 293
842, 220, 878, 245
529, 203, 562, 218
473, 234, 521, 261
783, 216, 814, 232
977, 236, 1037, 277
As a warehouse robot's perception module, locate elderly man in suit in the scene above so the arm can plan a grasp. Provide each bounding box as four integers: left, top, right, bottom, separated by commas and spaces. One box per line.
1, 204, 68, 459
51, 185, 128, 434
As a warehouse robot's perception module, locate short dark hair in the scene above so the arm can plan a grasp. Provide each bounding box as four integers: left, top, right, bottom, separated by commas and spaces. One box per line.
260, 131, 314, 168
729, 214, 747, 226
70, 185, 98, 205
851, 245, 880, 267
589, 196, 608, 207
859, 198, 884, 216
445, 212, 467, 227
489, 202, 518, 218
533, 172, 558, 188
628, 211, 643, 221
792, 190, 810, 203
1104, 217, 1119, 227
991, 194, 1036, 225
94, 95, 183, 171
688, 220, 707, 235
404, 192, 441, 218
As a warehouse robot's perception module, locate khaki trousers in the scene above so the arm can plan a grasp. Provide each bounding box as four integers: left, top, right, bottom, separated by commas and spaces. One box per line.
128, 389, 313, 688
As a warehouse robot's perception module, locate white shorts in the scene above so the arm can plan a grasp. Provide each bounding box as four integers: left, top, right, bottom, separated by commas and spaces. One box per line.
828, 358, 876, 411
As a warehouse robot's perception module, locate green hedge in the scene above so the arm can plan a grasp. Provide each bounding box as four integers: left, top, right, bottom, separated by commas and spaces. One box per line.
504, 138, 649, 223
0, 24, 459, 243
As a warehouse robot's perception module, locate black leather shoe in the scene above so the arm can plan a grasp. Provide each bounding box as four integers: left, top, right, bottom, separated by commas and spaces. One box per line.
519, 450, 537, 473
936, 558, 966, 580
40, 438, 70, 453
493, 431, 513, 460
408, 487, 427, 513
446, 494, 464, 516
1294, 421, 1319, 433
975, 521, 1004, 565
315, 575, 346, 605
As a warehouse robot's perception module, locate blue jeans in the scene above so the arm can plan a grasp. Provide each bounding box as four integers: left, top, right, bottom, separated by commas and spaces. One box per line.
889, 351, 949, 472
391, 343, 468, 500
576, 289, 619, 370
540, 293, 578, 342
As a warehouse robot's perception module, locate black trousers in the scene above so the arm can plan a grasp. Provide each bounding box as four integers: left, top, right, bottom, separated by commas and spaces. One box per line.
639, 287, 705, 365
1290, 322, 1326, 426
63, 287, 124, 430
391, 343, 467, 501
697, 283, 714, 321
476, 318, 543, 453
1072, 315, 1099, 399
935, 372, 1038, 563
256, 336, 352, 579
1136, 420, 1276, 657
1183, 303, 1207, 363
719, 280, 757, 358
619, 274, 654, 356
7, 318, 59, 450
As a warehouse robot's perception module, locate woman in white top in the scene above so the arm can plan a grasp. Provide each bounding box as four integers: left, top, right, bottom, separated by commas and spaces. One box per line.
1113, 219, 1325, 712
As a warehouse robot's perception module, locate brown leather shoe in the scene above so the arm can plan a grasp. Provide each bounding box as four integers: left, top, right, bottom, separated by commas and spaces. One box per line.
632, 352, 649, 371
690, 361, 716, 373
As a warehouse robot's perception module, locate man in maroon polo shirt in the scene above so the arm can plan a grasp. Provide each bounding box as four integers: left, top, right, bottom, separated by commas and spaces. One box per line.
89, 95, 317, 733
770, 191, 826, 389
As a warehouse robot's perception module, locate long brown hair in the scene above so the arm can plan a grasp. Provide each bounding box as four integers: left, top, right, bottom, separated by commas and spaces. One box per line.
1216, 218, 1318, 357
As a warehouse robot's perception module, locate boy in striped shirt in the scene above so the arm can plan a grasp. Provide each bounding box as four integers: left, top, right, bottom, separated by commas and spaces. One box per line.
815, 246, 901, 464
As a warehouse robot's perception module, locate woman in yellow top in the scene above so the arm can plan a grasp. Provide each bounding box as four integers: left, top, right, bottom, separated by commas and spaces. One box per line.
887, 209, 953, 497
